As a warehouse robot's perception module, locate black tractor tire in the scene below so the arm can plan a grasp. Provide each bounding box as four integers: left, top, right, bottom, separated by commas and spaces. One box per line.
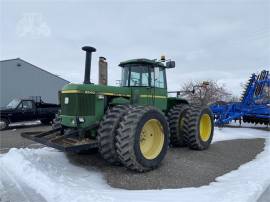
0, 118, 9, 130
116, 106, 169, 172
183, 105, 214, 150
167, 104, 190, 147
97, 105, 130, 165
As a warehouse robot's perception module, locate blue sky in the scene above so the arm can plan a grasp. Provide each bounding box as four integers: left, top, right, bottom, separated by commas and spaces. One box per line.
1, 0, 269, 96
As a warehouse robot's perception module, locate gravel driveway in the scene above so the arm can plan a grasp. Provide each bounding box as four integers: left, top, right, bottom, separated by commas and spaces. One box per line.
67, 138, 264, 189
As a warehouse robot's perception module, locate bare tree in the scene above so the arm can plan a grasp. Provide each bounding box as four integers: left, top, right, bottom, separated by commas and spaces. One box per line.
179, 80, 233, 105
229, 95, 239, 102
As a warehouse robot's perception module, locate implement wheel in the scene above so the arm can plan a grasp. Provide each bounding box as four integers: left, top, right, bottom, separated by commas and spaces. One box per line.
183, 105, 214, 150
167, 104, 190, 147
116, 106, 169, 172
97, 105, 130, 165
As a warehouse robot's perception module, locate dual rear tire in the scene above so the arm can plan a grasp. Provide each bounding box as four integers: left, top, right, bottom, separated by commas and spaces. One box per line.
167, 104, 190, 147
168, 104, 214, 150
184, 105, 214, 150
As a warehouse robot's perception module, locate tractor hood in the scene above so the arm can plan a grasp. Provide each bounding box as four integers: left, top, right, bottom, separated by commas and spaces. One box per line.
60, 83, 131, 128
61, 83, 131, 97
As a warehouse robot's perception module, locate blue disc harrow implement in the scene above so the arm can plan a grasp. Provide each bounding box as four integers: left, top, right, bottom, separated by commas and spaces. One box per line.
210, 70, 270, 126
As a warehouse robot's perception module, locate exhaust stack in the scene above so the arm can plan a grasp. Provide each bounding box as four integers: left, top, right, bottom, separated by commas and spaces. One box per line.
99, 57, 108, 85
82, 46, 96, 84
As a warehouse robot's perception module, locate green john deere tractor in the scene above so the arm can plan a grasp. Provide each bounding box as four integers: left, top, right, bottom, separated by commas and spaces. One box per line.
22, 46, 214, 172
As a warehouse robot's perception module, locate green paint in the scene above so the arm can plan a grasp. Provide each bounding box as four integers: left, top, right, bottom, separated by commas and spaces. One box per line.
110, 97, 130, 105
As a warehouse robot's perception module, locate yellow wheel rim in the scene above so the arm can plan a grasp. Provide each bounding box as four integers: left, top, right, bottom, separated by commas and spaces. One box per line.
179, 117, 184, 129
140, 119, 164, 160
199, 114, 212, 142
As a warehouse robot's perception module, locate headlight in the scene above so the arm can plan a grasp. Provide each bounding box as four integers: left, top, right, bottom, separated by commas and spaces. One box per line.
98, 94, 104, 99
78, 117, 85, 123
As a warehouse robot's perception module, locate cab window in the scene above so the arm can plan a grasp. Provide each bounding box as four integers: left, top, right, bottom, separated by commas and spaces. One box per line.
121, 65, 150, 87
17, 103, 23, 109
151, 67, 166, 88
22, 101, 33, 109
121, 67, 129, 86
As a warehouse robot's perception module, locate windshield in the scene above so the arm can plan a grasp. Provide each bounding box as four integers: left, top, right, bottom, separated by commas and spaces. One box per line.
6, 99, 21, 109
121, 64, 166, 88
121, 64, 151, 87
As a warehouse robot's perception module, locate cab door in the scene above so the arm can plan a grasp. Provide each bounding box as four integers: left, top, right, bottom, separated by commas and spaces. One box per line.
129, 65, 153, 106
10, 102, 24, 122
151, 67, 167, 111
21, 100, 36, 121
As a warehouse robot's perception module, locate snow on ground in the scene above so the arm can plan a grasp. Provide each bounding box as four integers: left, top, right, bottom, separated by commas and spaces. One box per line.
0, 126, 270, 202
212, 126, 269, 143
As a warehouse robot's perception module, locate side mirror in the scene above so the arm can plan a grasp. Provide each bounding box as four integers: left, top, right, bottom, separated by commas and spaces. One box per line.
166, 61, 175, 68
154, 67, 160, 80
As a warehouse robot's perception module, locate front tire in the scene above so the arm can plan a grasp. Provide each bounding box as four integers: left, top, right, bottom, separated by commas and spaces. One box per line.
183, 105, 214, 150
116, 106, 169, 172
97, 105, 130, 165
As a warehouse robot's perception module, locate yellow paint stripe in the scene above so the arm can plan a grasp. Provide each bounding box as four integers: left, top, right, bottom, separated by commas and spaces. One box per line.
62, 90, 130, 97
62, 90, 95, 94
61, 90, 82, 94
102, 92, 131, 97
61, 91, 166, 99
154, 96, 167, 99
140, 95, 167, 99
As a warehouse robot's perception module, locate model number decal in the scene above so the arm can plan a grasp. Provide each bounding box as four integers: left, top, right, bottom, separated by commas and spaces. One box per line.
85, 91, 95, 94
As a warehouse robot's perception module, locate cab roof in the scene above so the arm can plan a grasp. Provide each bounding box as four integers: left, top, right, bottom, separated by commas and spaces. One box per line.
119, 58, 165, 68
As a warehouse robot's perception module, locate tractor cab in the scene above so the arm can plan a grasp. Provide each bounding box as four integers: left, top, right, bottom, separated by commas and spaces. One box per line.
119, 58, 175, 88
119, 58, 175, 110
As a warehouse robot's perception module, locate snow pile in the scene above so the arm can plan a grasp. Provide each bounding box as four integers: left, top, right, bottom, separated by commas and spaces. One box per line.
0, 148, 113, 202
212, 127, 269, 142
1, 127, 270, 202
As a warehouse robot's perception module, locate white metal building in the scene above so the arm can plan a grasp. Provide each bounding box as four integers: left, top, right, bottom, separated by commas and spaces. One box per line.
0, 58, 69, 107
